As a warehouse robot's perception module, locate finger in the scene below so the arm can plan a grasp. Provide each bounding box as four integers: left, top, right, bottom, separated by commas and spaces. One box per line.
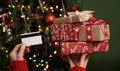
67, 55, 75, 68
24, 47, 30, 53
79, 53, 88, 68
18, 44, 26, 55
10, 44, 22, 60
17, 44, 26, 60
72, 55, 77, 65
84, 55, 89, 68
12, 44, 22, 52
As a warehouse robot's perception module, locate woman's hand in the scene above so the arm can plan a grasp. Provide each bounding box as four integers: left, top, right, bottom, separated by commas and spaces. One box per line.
10, 44, 30, 60
67, 53, 89, 68
79, 53, 89, 68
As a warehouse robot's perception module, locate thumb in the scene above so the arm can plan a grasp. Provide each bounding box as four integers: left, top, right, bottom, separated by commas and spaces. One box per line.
17, 44, 26, 60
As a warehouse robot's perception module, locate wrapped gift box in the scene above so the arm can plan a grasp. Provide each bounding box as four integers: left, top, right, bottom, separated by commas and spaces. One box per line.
50, 23, 79, 41
54, 16, 85, 24
74, 24, 110, 41
61, 40, 109, 55
54, 11, 94, 24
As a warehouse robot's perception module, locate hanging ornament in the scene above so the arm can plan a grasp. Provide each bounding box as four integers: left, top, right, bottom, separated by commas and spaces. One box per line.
20, 7, 31, 32
61, 0, 66, 15
8, 20, 15, 27
38, 0, 44, 13
2, 13, 8, 23
70, 5, 77, 12
45, 13, 55, 25
33, 13, 40, 21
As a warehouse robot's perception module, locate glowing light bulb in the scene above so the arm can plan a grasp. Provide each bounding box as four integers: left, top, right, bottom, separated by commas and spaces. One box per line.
37, 6, 40, 9
54, 50, 57, 54
36, 65, 39, 67
29, 57, 32, 60
41, 60, 44, 63
22, 5, 25, 8
46, 27, 49, 31
46, 64, 49, 68
38, 25, 41, 28
21, 15, 25, 18
33, 59, 36, 62
15, 0, 18, 2
12, 5, 15, 8
44, 68, 47, 71
27, 5, 30, 9
56, 5, 59, 8
51, 10, 54, 12
41, 64, 44, 66
33, 54, 36, 57
8, 5, 11, 7
44, 6, 46, 9
46, 8, 48, 11
18, 5, 20, 7
27, 17, 29, 20
50, 7, 53, 9
8, 12, 11, 15
59, 14, 62, 17
49, 55, 52, 58
64, 15, 67, 17
60, 8, 63, 11
5, 50, 8, 53
3, 27, 6, 32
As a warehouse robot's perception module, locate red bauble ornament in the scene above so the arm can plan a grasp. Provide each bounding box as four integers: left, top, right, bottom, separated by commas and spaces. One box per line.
33, 13, 40, 21
70, 5, 77, 12
8, 21, 15, 27
45, 13, 55, 25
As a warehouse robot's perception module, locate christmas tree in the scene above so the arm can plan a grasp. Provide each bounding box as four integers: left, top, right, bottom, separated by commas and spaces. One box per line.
0, 0, 83, 71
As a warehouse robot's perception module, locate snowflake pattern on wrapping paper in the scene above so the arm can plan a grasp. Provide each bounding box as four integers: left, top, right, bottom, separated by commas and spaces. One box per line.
61, 40, 109, 55
50, 23, 79, 41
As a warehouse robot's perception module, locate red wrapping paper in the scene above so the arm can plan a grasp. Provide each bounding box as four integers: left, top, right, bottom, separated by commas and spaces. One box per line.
61, 40, 109, 55
50, 23, 79, 41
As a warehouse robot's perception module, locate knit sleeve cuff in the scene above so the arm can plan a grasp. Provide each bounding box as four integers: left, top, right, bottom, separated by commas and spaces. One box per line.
69, 66, 86, 71
10, 60, 29, 71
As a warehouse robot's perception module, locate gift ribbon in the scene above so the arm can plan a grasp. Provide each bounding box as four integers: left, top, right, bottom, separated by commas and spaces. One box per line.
68, 11, 94, 22
104, 24, 109, 39
86, 25, 92, 41
74, 20, 109, 41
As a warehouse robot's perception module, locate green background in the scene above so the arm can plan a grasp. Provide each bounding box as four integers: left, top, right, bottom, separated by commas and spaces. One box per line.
80, 0, 120, 71
0, 0, 120, 71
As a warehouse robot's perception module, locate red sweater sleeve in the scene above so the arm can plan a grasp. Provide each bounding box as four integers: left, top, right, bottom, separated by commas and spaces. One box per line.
10, 60, 29, 71
69, 66, 86, 71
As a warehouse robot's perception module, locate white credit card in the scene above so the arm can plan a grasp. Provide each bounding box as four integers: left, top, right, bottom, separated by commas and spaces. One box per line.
21, 31, 43, 46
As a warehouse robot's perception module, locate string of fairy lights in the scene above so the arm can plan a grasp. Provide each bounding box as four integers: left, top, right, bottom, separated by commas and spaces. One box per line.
0, 0, 64, 71
0, 46, 9, 58
28, 49, 58, 70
